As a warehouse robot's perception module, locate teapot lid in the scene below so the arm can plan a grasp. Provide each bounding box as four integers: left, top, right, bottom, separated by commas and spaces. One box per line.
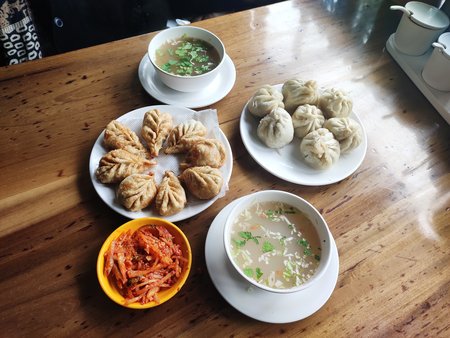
406, 1, 450, 29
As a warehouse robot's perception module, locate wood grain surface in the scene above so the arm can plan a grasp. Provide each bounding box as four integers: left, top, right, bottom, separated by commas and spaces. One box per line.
0, 0, 449, 337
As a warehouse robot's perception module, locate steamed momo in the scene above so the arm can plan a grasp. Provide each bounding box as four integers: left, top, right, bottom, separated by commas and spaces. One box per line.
180, 166, 223, 200
248, 85, 285, 117
292, 104, 325, 138
282, 79, 319, 113
318, 88, 353, 118
257, 107, 294, 148
324, 117, 362, 153
117, 174, 157, 211
300, 128, 340, 169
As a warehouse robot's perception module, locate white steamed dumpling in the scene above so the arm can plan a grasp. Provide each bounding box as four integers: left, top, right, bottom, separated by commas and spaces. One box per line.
300, 128, 340, 169
324, 117, 362, 153
318, 88, 353, 118
248, 85, 285, 117
292, 104, 325, 138
282, 79, 319, 113
257, 107, 294, 148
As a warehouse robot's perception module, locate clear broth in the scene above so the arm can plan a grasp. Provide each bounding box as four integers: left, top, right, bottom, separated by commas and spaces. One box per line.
229, 201, 321, 289
155, 35, 220, 76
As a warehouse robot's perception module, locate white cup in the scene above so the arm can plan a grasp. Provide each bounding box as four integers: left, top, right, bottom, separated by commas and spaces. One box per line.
422, 32, 450, 91
391, 1, 449, 56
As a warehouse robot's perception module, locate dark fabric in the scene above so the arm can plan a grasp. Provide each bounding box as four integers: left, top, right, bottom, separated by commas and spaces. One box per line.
0, 0, 42, 65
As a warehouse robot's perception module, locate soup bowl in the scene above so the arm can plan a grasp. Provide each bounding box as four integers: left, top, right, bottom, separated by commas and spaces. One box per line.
147, 26, 226, 92
97, 217, 192, 309
223, 190, 332, 294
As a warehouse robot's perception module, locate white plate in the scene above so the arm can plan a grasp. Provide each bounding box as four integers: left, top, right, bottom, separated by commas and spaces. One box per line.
205, 198, 339, 323
138, 53, 236, 109
240, 85, 368, 186
89, 105, 233, 223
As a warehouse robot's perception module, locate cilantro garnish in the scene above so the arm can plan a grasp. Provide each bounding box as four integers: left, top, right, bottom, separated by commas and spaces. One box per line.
243, 268, 253, 277
298, 238, 309, 247
234, 231, 261, 246
256, 268, 263, 279
262, 241, 275, 253
156, 37, 217, 76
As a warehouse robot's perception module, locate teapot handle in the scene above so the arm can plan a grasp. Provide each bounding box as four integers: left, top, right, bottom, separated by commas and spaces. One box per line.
432, 42, 446, 51
390, 5, 413, 17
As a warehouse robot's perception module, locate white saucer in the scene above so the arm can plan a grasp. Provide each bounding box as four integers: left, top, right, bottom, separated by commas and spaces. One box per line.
138, 53, 236, 109
240, 84, 368, 186
205, 198, 339, 323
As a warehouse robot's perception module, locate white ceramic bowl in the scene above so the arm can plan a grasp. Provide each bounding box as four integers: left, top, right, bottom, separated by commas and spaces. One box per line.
223, 190, 332, 294
147, 26, 225, 92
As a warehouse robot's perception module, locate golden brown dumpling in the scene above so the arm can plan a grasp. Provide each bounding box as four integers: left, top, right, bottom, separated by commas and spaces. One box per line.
141, 109, 173, 157
164, 120, 207, 154
155, 171, 187, 216
180, 139, 226, 170
180, 166, 223, 200
116, 174, 157, 211
104, 120, 149, 158
95, 149, 156, 184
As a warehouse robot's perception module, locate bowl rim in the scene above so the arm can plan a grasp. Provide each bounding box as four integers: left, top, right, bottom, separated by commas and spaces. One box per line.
223, 190, 332, 294
96, 217, 192, 309
147, 25, 226, 79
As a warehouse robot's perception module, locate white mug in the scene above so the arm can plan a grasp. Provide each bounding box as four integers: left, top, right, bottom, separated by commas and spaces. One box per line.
391, 1, 449, 56
422, 32, 450, 91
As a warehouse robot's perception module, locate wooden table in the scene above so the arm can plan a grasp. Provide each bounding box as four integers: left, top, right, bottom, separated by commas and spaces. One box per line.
1, 1, 449, 336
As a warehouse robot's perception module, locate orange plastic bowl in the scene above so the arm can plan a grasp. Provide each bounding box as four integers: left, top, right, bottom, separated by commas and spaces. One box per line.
97, 217, 192, 309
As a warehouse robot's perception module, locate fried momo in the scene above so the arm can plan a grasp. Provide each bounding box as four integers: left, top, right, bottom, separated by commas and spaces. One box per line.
155, 171, 187, 216
164, 120, 207, 154
104, 120, 148, 158
323, 117, 362, 153
180, 166, 223, 200
180, 139, 226, 169
117, 174, 157, 211
248, 85, 285, 117
300, 128, 340, 170
282, 79, 319, 113
318, 88, 353, 118
141, 109, 173, 157
96, 149, 155, 184
257, 107, 294, 148
292, 104, 325, 138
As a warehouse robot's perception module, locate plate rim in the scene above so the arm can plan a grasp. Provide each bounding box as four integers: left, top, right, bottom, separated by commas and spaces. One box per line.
239, 84, 368, 186
89, 105, 233, 222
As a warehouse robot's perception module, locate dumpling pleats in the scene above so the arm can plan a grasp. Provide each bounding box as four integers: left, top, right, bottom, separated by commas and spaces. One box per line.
96, 149, 156, 184
104, 120, 149, 158
141, 109, 173, 157
164, 120, 207, 154
180, 166, 223, 200
155, 171, 187, 216
180, 139, 226, 169
117, 174, 157, 211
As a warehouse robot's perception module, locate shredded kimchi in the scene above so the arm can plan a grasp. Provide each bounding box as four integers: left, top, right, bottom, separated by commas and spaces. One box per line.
104, 224, 186, 305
